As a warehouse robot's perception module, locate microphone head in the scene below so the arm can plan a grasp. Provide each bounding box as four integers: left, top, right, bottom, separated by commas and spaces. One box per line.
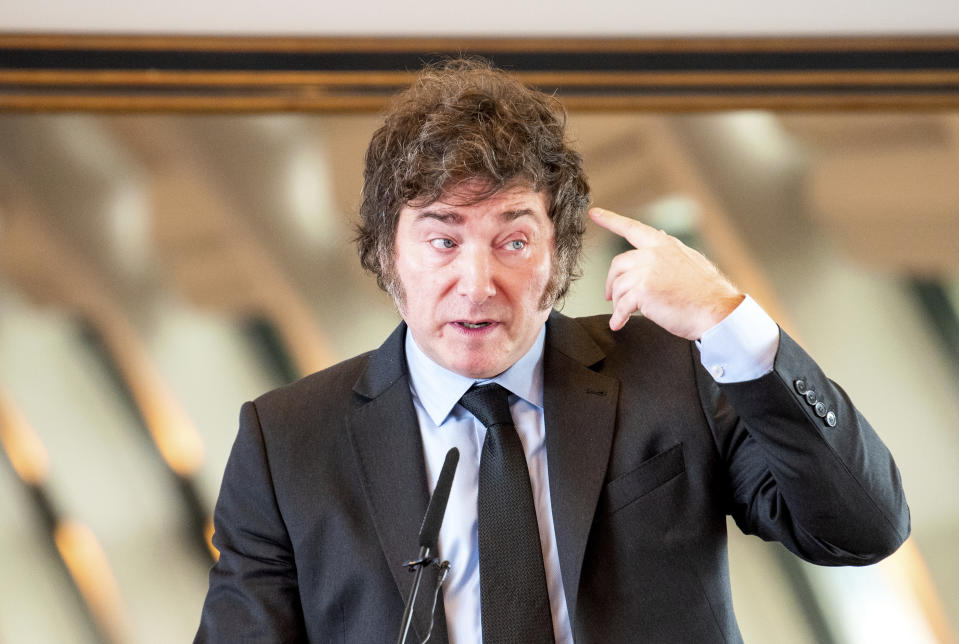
419, 447, 459, 551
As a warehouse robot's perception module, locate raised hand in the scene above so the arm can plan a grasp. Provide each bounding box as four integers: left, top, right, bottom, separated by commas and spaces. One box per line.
589, 207, 744, 340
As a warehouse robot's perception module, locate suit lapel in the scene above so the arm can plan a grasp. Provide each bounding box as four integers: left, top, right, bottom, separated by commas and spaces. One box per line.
543, 312, 619, 626
348, 323, 449, 644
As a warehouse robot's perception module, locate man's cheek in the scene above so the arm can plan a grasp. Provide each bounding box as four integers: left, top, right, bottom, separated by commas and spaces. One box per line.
536, 262, 560, 310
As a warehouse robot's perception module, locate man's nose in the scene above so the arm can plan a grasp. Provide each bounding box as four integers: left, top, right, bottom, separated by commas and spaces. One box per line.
456, 247, 496, 303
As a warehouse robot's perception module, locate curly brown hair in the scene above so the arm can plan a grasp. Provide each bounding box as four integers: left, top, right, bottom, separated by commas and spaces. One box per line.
355, 57, 590, 308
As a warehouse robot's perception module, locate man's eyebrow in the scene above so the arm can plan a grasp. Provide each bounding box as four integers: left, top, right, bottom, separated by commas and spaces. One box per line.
414, 208, 536, 224
415, 211, 463, 224
500, 208, 536, 221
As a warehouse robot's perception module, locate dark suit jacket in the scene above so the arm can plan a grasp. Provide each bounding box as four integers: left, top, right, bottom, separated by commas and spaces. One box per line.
196, 311, 909, 643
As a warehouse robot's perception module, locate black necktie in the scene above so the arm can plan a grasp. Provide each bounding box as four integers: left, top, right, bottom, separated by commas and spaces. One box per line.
458, 384, 555, 644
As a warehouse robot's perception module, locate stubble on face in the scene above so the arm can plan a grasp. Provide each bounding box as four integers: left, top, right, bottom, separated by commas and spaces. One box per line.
388, 185, 559, 378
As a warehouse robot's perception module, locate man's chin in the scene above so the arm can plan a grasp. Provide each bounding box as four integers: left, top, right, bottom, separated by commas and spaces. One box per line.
444, 354, 507, 380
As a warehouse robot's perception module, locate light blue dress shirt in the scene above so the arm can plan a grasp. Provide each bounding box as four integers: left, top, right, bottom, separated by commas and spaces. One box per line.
405, 295, 778, 644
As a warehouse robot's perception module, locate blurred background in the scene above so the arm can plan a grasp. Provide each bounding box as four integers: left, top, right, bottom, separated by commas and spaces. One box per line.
2, 3, 959, 643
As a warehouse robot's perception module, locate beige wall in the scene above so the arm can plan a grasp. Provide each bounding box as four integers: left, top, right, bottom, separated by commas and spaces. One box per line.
2, 0, 958, 36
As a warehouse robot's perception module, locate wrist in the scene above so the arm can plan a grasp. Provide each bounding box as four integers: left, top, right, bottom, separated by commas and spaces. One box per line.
698, 293, 745, 340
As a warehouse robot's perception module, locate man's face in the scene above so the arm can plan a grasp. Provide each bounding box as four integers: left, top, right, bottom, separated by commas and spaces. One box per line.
393, 184, 555, 379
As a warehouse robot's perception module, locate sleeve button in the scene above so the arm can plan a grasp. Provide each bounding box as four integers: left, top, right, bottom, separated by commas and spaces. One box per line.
826, 410, 838, 427
805, 389, 818, 405
794, 378, 807, 394
815, 401, 827, 418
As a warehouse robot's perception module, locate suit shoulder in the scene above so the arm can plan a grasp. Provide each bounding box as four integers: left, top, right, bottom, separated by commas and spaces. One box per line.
570, 313, 693, 359
251, 350, 373, 418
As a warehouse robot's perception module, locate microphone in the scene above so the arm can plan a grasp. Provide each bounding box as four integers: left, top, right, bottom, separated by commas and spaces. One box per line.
396, 447, 459, 644
419, 447, 459, 552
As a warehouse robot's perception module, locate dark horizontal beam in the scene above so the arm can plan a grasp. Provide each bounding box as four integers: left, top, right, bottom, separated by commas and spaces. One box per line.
2, 33, 958, 112
4, 46, 959, 72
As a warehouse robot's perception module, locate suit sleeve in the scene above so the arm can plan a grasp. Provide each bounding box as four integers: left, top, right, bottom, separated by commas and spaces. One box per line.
195, 401, 307, 643
695, 330, 910, 565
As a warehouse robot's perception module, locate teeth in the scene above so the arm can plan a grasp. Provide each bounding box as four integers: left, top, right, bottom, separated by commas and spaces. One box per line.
460, 322, 490, 329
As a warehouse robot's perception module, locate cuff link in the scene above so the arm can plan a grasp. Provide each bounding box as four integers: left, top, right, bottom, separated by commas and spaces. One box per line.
710, 364, 725, 379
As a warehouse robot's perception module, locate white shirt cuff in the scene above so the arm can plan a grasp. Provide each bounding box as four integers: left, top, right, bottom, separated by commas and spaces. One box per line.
695, 295, 779, 383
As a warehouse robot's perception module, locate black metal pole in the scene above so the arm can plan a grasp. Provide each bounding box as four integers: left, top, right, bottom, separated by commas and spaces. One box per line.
396, 546, 432, 644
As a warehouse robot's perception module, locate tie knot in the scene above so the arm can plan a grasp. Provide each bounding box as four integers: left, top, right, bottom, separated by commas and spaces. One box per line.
459, 383, 513, 429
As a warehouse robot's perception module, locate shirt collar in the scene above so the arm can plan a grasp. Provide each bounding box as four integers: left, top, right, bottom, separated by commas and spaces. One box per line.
405, 325, 546, 426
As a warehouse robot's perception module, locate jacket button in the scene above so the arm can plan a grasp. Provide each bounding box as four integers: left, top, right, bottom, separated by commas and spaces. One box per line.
815, 401, 827, 418
794, 378, 807, 394
805, 389, 818, 405
826, 411, 838, 427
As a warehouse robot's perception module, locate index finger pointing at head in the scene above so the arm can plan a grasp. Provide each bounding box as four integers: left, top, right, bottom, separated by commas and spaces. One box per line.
589, 207, 660, 248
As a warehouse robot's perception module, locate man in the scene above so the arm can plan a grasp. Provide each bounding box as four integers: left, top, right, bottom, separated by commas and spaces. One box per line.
196, 59, 909, 643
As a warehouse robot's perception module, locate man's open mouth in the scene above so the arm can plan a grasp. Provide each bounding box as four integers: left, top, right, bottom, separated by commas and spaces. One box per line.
455, 321, 493, 329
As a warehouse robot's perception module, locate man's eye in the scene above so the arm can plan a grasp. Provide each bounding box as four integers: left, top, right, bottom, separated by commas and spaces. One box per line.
429, 238, 455, 249
506, 240, 526, 251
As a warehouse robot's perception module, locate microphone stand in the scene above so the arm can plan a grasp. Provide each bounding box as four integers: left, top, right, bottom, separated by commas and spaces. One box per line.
396, 546, 435, 644
396, 447, 459, 644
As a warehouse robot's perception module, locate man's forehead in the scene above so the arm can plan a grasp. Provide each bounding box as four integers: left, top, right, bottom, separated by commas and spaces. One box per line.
414, 176, 537, 203
408, 184, 546, 218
